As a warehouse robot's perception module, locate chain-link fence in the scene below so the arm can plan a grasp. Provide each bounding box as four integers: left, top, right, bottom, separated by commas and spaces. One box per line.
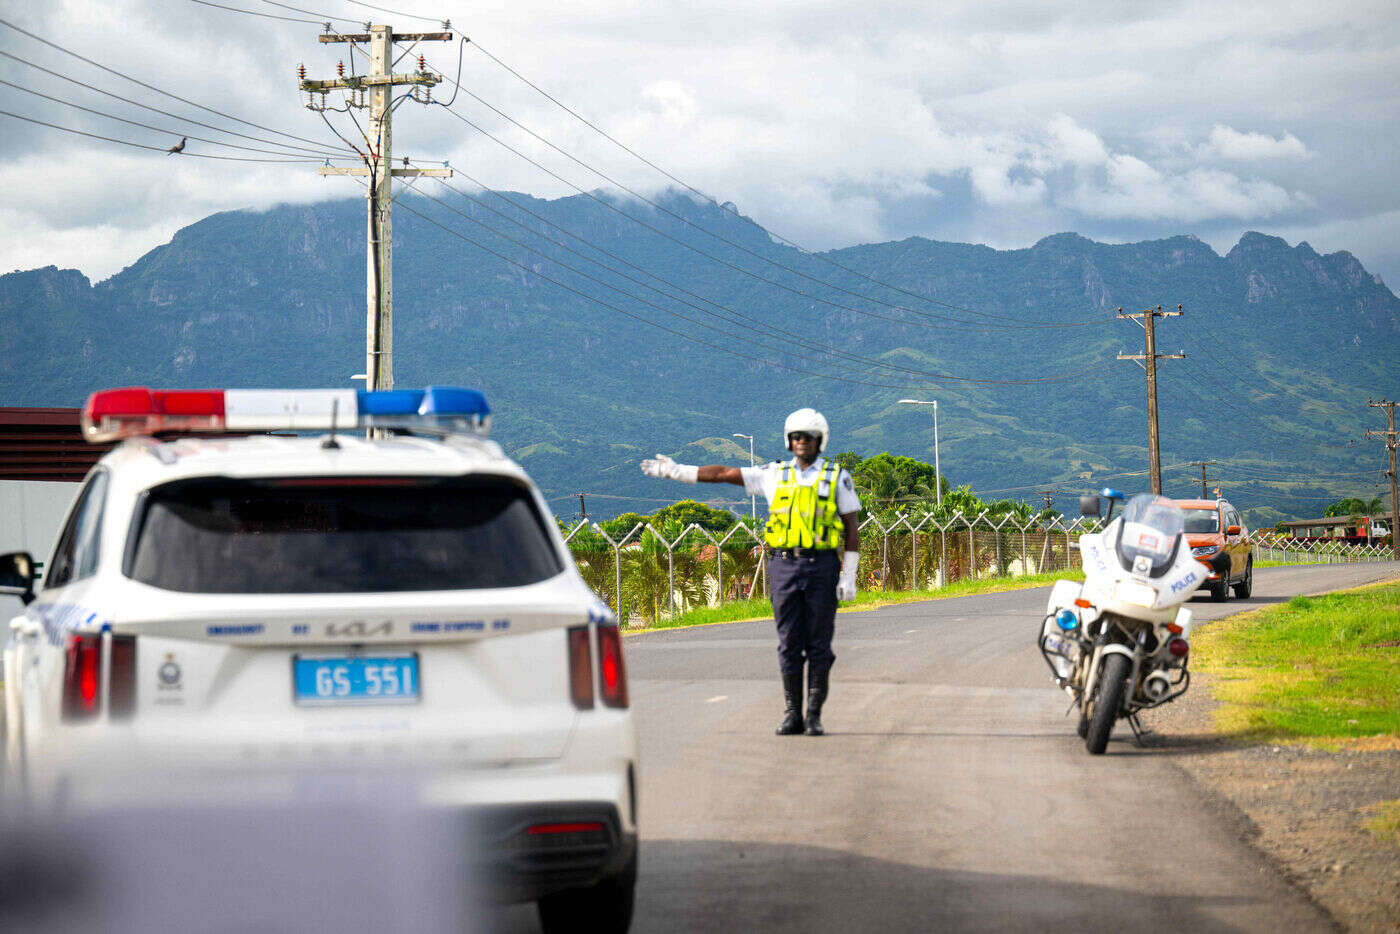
563, 516, 1398, 628
1252, 531, 1395, 565
562, 512, 1108, 628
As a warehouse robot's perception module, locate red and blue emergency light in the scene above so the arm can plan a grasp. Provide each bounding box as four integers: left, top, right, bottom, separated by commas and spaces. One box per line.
81, 386, 491, 442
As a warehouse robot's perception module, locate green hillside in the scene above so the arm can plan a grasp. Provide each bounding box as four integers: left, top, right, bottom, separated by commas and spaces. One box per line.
1, 190, 1394, 523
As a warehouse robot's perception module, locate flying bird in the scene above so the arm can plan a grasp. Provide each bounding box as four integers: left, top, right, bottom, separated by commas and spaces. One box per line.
166, 137, 186, 155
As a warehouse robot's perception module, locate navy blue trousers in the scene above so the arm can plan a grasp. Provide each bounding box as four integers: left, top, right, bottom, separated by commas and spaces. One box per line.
768, 550, 839, 677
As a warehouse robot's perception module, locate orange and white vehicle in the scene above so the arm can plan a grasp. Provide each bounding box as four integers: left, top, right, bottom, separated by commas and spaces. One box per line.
1168, 498, 1253, 601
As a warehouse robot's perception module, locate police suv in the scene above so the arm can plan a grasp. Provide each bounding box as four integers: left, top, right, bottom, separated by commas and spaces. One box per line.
0, 386, 638, 931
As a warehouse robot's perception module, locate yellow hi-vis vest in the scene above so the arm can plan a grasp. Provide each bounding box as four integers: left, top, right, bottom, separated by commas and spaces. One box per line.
764, 460, 843, 549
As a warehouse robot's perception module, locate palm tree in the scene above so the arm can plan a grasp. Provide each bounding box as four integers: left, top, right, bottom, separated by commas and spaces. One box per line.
620, 522, 704, 626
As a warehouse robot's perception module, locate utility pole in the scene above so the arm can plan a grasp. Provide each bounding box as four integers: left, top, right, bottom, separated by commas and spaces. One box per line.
1118, 305, 1185, 495
1366, 399, 1400, 559
578, 493, 587, 521
1189, 460, 1219, 499
300, 25, 454, 391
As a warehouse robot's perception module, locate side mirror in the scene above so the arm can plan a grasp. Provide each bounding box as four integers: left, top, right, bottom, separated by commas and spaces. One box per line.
0, 551, 37, 605
1226, 525, 1241, 536
1080, 495, 1102, 518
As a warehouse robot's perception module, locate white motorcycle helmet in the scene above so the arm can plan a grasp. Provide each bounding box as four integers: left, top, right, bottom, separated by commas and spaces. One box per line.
783, 408, 830, 452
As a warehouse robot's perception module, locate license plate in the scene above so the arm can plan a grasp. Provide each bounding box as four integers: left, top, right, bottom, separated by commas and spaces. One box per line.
292, 653, 420, 706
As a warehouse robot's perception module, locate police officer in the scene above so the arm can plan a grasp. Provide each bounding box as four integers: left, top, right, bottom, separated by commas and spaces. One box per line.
641, 409, 861, 736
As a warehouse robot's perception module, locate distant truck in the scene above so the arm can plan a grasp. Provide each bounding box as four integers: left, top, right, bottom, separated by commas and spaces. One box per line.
1274, 515, 1391, 545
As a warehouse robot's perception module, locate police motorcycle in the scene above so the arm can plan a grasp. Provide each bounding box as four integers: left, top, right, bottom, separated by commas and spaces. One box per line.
1038, 490, 1202, 754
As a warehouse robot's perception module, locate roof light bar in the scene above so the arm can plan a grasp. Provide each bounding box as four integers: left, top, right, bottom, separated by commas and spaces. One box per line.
81, 386, 491, 442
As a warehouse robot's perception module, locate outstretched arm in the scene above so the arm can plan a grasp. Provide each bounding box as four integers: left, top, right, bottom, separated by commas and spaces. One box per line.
697, 465, 745, 485
641, 454, 746, 486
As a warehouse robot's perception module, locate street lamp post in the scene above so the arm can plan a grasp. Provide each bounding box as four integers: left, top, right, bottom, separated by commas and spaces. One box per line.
733, 432, 756, 520
897, 399, 941, 508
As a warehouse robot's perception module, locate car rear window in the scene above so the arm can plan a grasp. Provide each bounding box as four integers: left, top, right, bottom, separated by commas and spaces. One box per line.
1180, 509, 1220, 534
125, 476, 564, 593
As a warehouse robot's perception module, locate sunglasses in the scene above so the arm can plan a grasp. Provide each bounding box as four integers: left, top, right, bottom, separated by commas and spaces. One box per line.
787, 432, 818, 443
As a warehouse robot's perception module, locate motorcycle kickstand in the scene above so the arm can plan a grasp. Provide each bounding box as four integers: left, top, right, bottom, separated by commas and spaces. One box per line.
1126, 712, 1152, 746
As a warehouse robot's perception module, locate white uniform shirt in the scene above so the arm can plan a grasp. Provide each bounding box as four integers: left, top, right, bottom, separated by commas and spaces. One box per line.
740, 457, 862, 516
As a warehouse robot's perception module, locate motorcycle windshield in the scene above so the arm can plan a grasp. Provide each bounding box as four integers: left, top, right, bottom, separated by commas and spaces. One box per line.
1115, 494, 1185, 577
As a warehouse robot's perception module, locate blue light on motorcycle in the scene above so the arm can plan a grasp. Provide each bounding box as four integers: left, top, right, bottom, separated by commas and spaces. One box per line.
1055, 609, 1079, 631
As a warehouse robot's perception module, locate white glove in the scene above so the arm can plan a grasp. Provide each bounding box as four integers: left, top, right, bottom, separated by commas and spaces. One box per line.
640, 453, 698, 483
836, 550, 859, 602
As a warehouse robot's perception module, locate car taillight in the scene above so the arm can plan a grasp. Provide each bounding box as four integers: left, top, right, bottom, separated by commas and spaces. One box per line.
62, 632, 136, 721
568, 625, 594, 710
598, 624, 628, 709
62, 634, 102, 720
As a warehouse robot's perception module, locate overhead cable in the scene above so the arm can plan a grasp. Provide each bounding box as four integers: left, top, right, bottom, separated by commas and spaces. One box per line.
184, 0, 323, 24
461, 42, 1104, 328
433, 74, 1101, 330
0, 108, 323, 161
431, 177, 1076, 382
390, 192, 1076, 390
434, 104, 1089, 336
339, 0, 443, 23
260, 0, 362, 25
0, 49, 348, 158
418, 182, 1081, 385
0, 78, 357, 160
1189, 314, 1349, 412
0, 16, 349, 152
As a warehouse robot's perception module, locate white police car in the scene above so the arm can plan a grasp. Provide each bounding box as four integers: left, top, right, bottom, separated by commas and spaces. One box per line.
0, 386, 638, 931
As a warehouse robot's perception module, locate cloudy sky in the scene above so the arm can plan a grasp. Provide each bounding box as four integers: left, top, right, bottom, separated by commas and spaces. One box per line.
2, 0, 1398, 285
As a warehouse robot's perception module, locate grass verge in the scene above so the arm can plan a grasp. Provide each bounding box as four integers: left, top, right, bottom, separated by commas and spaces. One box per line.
1190, 580, 1400, 741
1366, 799, 1400, 847
633, 568, 1085, 633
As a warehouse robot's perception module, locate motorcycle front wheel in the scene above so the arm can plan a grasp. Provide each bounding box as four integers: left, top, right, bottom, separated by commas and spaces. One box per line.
1085, 653, 1131, 755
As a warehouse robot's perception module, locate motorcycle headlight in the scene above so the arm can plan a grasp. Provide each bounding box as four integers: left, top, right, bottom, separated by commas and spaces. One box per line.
1113, 579, 1158, 608
1191, 546, 1217, 557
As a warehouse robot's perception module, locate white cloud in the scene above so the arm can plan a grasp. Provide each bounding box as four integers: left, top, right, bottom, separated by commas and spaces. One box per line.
1046, 114, 1109, 165
0, 0, 1395, 277
969, 164, 1047, 205
1201, 125, 1311, 161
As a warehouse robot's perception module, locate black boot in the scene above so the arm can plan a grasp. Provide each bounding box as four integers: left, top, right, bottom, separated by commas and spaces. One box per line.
804, 667, 829, 736
776, 671, 805, 735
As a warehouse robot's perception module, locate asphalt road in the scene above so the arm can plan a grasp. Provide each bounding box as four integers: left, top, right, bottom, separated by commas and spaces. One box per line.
502, 562, 1400, 932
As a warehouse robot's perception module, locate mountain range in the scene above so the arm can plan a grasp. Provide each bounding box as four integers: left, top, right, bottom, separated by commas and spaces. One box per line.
2, 189, 1396, 525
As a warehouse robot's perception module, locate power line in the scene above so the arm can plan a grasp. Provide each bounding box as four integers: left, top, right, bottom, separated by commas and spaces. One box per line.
429, 72, 1100, 332
428, 177, 1080, 386
0, 49, 351, 158
339, 0, 444, 24
0, 108, 324, 161
434, 104, 1089, 336
0, 16, 348, 152
260, 0, 362, 25
184, 0, 323, 24
465, 40, 1111, 328
1184, 314, 1349, 414
389, 189, 1079, 390
0, 77, 358, 160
